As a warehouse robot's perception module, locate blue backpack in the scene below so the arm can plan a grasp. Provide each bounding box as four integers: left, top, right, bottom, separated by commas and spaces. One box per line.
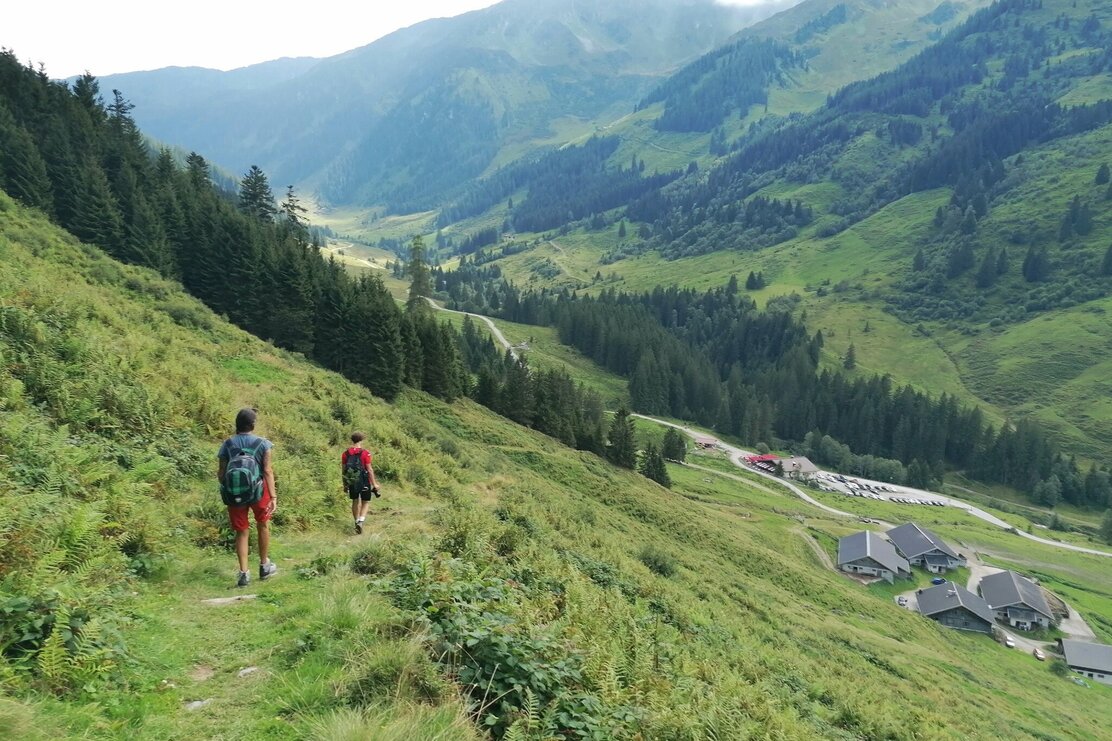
221, 439, 265, 506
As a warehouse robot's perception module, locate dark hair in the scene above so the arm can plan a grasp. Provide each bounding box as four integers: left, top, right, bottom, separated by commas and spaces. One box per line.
235, 407, 258, 433
350, 431, 365, 444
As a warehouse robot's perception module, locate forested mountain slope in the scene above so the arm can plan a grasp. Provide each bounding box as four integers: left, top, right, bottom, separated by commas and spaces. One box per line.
3, 188, 1112, 739
92, 0, 789, 212
421, 0, 989, 254
451, 0, 1112, 471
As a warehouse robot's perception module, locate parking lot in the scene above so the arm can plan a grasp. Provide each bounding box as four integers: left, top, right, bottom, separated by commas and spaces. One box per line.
814, 472, 950, 507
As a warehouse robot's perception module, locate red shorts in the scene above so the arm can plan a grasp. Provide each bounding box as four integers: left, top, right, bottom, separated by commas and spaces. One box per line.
227, 486, 272, 532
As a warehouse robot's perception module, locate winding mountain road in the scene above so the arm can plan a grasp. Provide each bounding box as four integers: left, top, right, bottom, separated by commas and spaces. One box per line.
426, 298, 519, 360
425, 300, 1112, 559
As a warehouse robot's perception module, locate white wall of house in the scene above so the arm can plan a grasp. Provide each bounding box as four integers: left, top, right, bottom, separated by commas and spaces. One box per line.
1071, 668, 1112, 687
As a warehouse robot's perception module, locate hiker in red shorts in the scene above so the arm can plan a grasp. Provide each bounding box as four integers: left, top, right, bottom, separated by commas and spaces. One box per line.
341, 431, 380, 534
217, 408, 278, 587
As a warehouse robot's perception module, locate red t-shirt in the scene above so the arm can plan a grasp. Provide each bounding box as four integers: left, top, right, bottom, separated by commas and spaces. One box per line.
342, 447, 372, 469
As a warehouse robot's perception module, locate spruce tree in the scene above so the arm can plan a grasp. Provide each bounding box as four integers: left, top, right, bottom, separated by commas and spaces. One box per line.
238, 165, 276, 221
1096, 163, 1110, 185
662, 427, 687, 462
975, 248, 997, 288
406, 235, 434, 312
913, 248, 926, 271
607, 407, 637, 469
843, 343, 857, 370
0, 109, 53, 211
280, 185, 309, 244
639, 443, 671, 487
1102, 243, 1112, 276
1100, 509, 1112, 545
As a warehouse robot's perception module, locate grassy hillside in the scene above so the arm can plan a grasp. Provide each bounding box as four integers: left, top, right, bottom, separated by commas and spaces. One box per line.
3, 191, 1112, 738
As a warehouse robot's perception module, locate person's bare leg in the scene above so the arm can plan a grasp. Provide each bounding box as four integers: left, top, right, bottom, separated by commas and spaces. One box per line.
358, 499, 371, 521
351, 497, 359, 522
235, 530, 250, 572
257, 520, 270, 565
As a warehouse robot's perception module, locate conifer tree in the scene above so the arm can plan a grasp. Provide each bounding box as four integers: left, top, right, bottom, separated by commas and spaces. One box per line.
1096, 163, 1110, 185
280, 185, 309, 244
639, 443, 671, 487
238, 165, 276, 221
662, 427, 687, 462
406, 235, 434, 312
912, 248, 926, 271
1102, 243, 1112, 276
1100, 509, 1112, 545
975, 248, 997, 288
0, 108, 53, 211
607, 407, 637, 469
843, 343, 857, 370
499, 354, 535, 426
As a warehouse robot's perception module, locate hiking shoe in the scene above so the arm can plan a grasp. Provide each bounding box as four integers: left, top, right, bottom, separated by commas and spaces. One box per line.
259, 560, 277, 581
236, 571, 249, 588
355, 521, 363, 534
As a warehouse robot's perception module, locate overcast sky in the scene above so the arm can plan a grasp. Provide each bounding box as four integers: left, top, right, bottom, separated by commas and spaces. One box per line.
5, 0, 768, 78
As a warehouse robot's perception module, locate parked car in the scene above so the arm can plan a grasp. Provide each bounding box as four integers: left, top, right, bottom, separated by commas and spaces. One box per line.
1004, 636, 1016, 648
1033, 648, 1045, 661
931, 577, 947, 585
897, 596, 908, 606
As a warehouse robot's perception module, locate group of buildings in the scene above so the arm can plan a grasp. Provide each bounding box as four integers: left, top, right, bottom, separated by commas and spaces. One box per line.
837, 522, 966, 583
836, 522, 1112, 685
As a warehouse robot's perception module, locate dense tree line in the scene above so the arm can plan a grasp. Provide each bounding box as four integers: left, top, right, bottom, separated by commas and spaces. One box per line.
432, 262, 1105, 504
628, 192, 813, 259
436, 135, 682, 238
436, 137, 623, 226
794, 4, 849, 44
0, 52, 475, 405
457, 318, 608, 454
638, 38, 802, 133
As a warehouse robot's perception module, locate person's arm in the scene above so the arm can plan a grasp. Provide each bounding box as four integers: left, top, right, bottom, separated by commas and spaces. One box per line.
263, 448, 277, 514
217, 459, 227, 482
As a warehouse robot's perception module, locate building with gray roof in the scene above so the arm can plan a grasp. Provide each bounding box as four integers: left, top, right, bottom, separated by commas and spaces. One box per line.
917, 582, 995, 634
837, 531, 910, 583
978, 570, 1053, 630
886, 523, 966, 573
1058, 640, 1112, 686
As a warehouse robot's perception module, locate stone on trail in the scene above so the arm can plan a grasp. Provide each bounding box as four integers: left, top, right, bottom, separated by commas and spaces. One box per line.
184, 699, 213, 711
201, 594, 258, 605
237, 666, 259, 678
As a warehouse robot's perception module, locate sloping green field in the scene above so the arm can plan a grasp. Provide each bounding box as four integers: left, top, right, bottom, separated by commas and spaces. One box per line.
3, 192, 1112, 739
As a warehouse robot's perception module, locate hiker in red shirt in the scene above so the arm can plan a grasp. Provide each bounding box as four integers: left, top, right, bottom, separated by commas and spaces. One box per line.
341, 431, 380, 534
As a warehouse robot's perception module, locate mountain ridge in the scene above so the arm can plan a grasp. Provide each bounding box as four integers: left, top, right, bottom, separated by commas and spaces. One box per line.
92, 0, 794, 210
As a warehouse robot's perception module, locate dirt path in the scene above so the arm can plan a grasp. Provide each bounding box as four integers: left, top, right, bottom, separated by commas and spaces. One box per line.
793, 526, 835, 570
425, 298, 519, 360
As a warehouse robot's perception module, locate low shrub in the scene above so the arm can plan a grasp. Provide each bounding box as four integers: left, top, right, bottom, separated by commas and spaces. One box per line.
638, 544, 678, 578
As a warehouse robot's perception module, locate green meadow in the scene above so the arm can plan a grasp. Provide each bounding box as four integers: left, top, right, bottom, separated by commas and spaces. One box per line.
4, 188, 1112, 738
